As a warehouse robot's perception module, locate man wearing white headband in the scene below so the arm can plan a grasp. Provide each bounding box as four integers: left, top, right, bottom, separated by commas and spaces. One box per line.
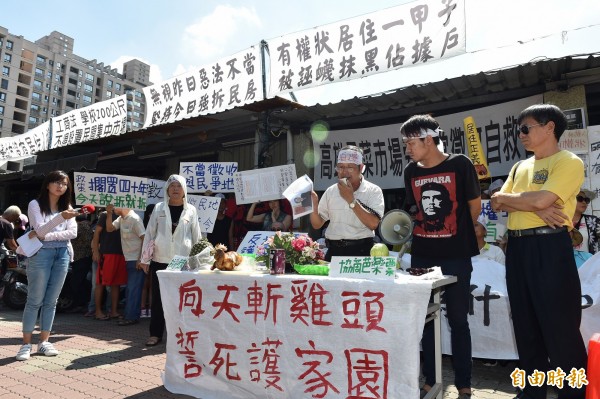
401, 114, 481, 399
310, 145, 384, 260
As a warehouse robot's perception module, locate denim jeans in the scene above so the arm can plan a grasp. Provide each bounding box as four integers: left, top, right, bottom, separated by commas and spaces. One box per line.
124, 261, 145, 320
22, 247, 69, 333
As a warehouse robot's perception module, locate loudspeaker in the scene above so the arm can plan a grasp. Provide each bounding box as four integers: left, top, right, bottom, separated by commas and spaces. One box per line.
378, 209, 413, 245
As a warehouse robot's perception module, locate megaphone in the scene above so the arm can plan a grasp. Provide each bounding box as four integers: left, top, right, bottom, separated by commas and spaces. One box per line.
378, 209, 413, 245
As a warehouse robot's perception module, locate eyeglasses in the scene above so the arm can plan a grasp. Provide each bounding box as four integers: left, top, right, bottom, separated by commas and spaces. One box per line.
518, 123, 545, 135
335, 165, 356, 172
51, 181, 68, 187
577, 195, 591, 204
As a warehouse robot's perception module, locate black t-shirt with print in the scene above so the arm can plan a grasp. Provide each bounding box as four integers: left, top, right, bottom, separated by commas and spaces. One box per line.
403, 153, 480, 259
169, 205, 184, 233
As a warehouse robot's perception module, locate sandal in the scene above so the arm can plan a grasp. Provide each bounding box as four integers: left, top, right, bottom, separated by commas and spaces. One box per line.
94, 314, 110, 321
145, 336, 162, 346
109, 314, 124, 320
118, 319, 139, 326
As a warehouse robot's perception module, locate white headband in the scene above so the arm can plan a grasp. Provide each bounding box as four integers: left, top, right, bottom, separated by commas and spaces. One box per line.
403, 128, 443, 139
337, 149, 363, 165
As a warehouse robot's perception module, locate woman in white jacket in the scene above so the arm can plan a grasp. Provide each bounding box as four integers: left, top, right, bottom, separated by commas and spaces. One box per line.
139, 175, 200, 346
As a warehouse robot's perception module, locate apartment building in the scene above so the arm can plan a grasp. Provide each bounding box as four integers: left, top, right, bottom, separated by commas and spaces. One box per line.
0, 26, 150, 160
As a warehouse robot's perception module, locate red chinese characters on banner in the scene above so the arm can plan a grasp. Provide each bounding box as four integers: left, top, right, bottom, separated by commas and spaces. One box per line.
176, 327, 202, 378
290, 279, 333, 326
209, 342, 241, 381
295, 340, 340, 398
244, 281, 284, 324
243, 338, 284, 391
341, 290, 387, 333
212, 284, 241, 322
345, 348, 389, 399
179, 279, 205, 317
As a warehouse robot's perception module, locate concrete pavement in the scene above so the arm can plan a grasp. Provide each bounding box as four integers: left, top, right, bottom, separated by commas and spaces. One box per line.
0, 303, 558, 399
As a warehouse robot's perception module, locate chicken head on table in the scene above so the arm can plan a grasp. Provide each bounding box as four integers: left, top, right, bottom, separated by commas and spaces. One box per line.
211, 244, 243, 271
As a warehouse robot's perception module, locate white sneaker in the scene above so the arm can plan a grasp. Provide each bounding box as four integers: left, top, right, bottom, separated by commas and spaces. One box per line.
16, 344, 32, 361
37, 341, 59, 356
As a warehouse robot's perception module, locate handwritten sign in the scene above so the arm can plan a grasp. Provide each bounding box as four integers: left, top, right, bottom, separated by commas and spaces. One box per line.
73, 172, 149, 211
187, 194, 221, 234
143, 46, 263, 128
180, 162, 238, 193
267, 0, 465, 96
233, 164, 297, 205
329, 256, 396, 280
51, 95, 128, 149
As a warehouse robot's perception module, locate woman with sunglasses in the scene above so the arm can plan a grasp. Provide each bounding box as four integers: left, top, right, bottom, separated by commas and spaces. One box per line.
15, 170, 79, 361
572, 188, 600, 254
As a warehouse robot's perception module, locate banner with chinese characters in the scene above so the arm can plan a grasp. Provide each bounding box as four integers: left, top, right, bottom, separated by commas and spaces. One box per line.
157, 270, 433, 398
267, 0, 465, 97
73, 172, 149, 211
187, 194, 221, 234
180, 162, 238, 193
434, 255, 600, 359
587, 125, 600, 216
146, 178, 166, 205
312, 94, 541, 190
50, 94, 128, 149
329, 256, 396, 280
0, 121, 50, 161
143, 46, 263, 129
233, 164, 297, 205
479, 200, 508, 242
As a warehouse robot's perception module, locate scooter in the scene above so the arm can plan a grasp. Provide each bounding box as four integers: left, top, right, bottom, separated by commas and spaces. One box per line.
0, 249, 28, 309
0, 250, 75, 311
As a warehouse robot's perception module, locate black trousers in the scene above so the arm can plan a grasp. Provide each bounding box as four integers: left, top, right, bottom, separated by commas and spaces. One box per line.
324, 239, 373, 261
70, 256, 92, 308
506, 231, 587, 399
412, 256, 473, 390
149, 261, 168, 338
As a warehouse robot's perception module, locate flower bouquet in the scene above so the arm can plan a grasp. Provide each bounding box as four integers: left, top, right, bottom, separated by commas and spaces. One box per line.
256, 232, 325, 273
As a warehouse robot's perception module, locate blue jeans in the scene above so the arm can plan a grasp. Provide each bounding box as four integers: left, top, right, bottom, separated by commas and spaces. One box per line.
22, 247, 70, 333
124, 261, 145, 320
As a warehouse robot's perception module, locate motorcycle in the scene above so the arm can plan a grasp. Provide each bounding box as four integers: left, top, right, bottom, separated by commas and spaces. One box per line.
0, 248, 75, 311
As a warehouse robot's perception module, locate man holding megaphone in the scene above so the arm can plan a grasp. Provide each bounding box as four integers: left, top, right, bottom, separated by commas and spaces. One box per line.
310, 145, 385, 261
401, 114, 481, 399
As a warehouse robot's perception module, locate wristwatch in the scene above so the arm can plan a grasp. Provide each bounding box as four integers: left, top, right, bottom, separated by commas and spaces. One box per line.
349, 199, 357, 209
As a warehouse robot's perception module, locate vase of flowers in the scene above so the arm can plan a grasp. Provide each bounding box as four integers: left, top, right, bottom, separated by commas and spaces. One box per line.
256, 232, 324, 272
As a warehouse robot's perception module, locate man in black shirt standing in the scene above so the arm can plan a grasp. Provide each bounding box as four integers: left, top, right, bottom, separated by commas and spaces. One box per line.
401, 114, 481, 399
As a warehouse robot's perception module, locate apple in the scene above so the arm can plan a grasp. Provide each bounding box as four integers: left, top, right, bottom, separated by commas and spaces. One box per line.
370, 243, 389, 257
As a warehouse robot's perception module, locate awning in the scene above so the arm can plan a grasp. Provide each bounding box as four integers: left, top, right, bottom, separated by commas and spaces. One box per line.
21, 153, 98, 180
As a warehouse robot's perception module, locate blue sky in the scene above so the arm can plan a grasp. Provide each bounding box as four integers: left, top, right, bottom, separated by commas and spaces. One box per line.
4, 0, 600, 105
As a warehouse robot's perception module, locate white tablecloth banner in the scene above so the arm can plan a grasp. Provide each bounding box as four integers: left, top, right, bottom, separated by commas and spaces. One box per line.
158, 271, 434, 399
438, 256, 600, 359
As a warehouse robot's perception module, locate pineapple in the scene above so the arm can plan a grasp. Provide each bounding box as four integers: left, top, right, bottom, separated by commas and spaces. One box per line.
189, 238, 214, 257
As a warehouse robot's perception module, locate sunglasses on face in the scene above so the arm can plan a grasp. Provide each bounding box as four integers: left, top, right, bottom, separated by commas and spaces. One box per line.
577, 196, 591, 204
518, 122, 545, 135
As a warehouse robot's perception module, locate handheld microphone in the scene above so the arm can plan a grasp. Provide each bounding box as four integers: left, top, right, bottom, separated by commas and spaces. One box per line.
74, 204, 96, 214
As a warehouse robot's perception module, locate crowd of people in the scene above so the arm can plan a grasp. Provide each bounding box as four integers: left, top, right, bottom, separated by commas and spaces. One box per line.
0, 104, 591, 398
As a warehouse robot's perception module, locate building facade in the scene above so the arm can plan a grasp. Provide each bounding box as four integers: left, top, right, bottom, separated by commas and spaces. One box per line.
0, 26, 150, 167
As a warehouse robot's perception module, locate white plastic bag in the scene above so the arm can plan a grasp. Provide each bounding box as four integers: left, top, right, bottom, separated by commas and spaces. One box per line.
187, 246, 214, 271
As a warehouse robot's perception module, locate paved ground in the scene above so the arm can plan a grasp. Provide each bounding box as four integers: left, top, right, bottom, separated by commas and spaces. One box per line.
0, 303, 559, 399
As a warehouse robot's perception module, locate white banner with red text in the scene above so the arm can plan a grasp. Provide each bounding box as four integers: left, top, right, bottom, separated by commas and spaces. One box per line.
158, 270, 434, 399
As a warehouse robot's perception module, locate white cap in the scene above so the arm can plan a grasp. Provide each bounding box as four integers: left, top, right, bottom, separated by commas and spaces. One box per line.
215, 193, 225, 199
484, 179, 504, 195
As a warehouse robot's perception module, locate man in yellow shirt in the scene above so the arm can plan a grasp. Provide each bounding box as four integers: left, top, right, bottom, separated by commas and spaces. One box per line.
491, 104, 587, 399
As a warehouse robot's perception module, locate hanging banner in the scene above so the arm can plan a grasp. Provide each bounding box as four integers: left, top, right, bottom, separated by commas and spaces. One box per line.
313, 94, 541, 191
143, 45, 263, 129
267, 0, 465, 97
464, 116, 490, 180
50, 94, 128, 149
179, 162, 238, 193
0, 121, 50, 161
